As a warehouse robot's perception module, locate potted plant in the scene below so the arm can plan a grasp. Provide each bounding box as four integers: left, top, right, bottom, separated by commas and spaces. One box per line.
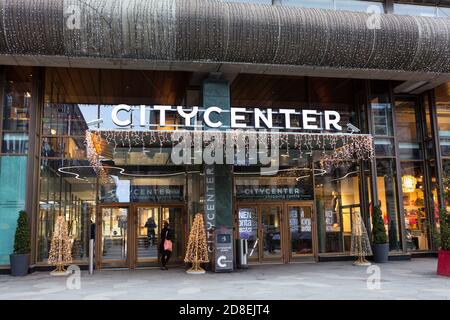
371, 203, 389, 263
436, 206, 450, 277
9, 211, 31, 276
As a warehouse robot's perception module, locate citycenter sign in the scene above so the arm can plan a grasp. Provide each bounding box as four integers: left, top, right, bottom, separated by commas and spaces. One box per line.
110, 105, 343, 131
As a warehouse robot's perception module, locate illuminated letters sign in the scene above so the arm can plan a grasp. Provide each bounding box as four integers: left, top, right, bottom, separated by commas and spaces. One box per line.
110, 105, 343, 131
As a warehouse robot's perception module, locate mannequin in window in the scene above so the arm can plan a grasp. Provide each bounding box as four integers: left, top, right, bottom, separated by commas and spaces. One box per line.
331, 191, 341, 225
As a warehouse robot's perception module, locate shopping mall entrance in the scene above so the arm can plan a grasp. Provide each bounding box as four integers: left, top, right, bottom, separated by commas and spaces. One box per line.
236, 201, 317, 264
96, 204, 186, 269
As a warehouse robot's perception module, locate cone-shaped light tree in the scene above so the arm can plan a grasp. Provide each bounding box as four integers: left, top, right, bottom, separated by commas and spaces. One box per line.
48, 215, 72, 275
350, 211, 373, 266
184, 213, 209, 274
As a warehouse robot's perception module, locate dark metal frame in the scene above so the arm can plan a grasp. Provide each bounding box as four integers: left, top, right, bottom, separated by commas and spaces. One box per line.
28, 67, 44, 264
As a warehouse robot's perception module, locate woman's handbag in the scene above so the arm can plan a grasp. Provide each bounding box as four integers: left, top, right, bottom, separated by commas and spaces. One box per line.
163, 229, 173, 252
164, 239, 173, 252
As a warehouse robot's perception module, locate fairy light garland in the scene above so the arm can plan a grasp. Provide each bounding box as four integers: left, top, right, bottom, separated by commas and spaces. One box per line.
85, 129, 374, 181
48, 215, 73, 275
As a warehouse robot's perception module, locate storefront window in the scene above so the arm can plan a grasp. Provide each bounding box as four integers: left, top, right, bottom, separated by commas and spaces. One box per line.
315, 159, 361, 253
401, 162, 429, 251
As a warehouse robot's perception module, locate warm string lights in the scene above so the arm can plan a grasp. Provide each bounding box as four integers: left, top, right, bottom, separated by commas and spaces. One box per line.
48, 215, 73, 275
86, 131, 109, 183
350, 211, 373, 266
184, 213, 209, 274
85, 129, 374, 179
0, 1, 449, 73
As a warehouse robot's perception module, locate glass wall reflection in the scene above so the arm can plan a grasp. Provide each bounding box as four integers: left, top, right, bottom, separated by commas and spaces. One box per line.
401, 162, 429, 251
315, 160, 361, 253
375, 159, 401, 251
0, 66, 31, 264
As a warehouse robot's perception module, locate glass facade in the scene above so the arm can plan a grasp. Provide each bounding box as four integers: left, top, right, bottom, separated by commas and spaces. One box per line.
284, 0, 383, 12
394, 3, 450, 18
0, 66, 31, 265
37, 68, 193, 264
1, 64, 449, 267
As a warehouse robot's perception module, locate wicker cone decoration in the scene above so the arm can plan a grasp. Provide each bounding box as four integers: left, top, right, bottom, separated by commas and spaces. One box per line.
184, 213, 209, 274
48, 215, 73, 276
350, 211, 373, 266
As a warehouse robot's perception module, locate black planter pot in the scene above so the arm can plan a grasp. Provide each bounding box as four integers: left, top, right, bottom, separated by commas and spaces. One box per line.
372, 243, 389, 263
9, 253, 30, 276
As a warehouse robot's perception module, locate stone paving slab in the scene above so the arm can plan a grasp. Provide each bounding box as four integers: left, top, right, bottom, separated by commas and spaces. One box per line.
0, 258, 449, 300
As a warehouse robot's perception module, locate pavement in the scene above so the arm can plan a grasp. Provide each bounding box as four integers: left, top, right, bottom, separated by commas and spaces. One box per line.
0, 258, 449, 300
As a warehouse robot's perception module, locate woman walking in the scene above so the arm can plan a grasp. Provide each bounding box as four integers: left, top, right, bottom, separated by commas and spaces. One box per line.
159, 220, 174, 270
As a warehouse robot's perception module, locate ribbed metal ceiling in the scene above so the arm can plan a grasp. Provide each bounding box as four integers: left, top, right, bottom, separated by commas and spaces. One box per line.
0, 0, 449, 74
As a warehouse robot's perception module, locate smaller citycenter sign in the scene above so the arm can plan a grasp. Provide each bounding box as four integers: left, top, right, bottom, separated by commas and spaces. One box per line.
236, 185, 313, 201
110, 105, 343, 131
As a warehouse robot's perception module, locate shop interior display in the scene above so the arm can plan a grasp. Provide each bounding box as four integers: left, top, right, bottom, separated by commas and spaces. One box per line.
403, 189, 428, 251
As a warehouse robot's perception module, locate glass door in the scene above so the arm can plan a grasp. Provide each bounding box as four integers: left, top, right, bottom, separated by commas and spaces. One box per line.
260, 205, 283, 262
286, 204, 315, 262
133, 205, 185, 267
237, 202, 317, 264
99, 207, 129, 267
136, 207, 160, 263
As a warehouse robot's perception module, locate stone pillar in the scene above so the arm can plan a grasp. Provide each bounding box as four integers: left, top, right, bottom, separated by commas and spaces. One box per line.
202, 76, 234, 272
